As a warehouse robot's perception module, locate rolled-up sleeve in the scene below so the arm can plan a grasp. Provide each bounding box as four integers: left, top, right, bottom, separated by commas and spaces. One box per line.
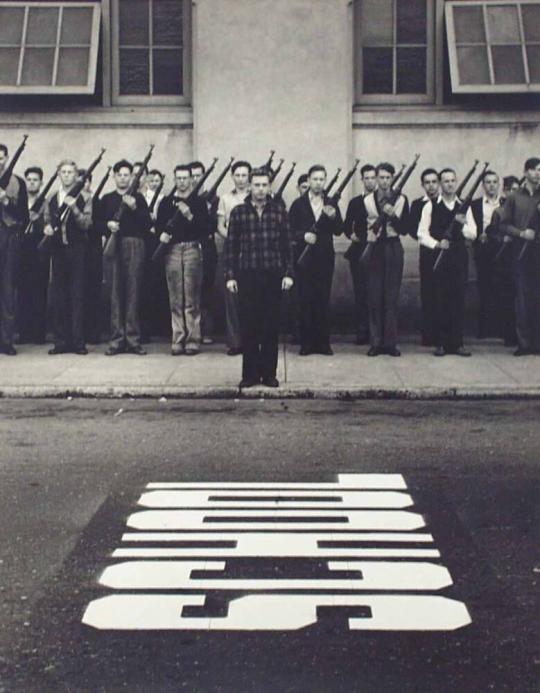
417, 201, 438, 249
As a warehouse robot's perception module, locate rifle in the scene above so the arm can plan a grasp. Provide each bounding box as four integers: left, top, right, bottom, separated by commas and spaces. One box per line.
263, 150, 275, 172
102, 145, 154, 260
271, 158, 284, 183
205, 157, 234, 207
360, 154, 421, 266
24, 168, 58, 235
148, 175, 165, 217
274, 161, 296, 200
325, 168, 342, 198
297, 159, 360, 270
0, 134, 28, 189
152, 157, 218, 263
38, 148, 106, 253
391, 163, 406, 188
456, 160, 479, 199
93, 166, 111, 201
433, 161, 490, 272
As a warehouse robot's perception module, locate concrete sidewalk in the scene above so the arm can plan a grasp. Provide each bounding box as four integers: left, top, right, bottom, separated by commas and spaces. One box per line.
1, 338, 540, 399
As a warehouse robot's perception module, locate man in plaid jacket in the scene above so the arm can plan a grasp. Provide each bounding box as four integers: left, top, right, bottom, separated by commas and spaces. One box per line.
224, 168, 295, 388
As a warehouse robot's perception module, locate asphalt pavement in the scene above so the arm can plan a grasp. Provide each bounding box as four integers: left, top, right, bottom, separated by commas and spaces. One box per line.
0, 399, 538, 692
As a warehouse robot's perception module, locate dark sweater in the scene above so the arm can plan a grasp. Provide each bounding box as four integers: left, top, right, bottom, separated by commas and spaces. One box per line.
156, 193, 210, 244
95, 190, 152, 239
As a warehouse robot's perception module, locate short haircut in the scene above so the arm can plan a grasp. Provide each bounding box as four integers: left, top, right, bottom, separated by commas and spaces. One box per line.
482, 170, 499, 182
524, 157, 540, 171
439, 167, 456, 178
0, 144, 7, 156
420, 167, 439, 183
113, 159, 133, 174
133, 161, 148, 175
297, 173, 308, 186
25, 166, 43, 180
231, 160, 251, 175
503, 175, 519, 188
149, 168, 163, 178
360, 164, 376, 177
376, 162, 395, 176
174, 164, 191, 176
58, 159, 77, 170
189, 161, 205, 173
308, 164, 326, 177
250, 167, 270, 182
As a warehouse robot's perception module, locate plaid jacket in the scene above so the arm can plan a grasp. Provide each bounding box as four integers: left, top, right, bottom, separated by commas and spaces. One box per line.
224, 195, 295, 280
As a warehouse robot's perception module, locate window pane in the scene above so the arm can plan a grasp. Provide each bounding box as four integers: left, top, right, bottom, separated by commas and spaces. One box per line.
486, 5, 520, 43
61, 7, 93, 45
527, 45, 540, 81
153, 48, 182, 93
453, 6, 486, 44
457, 45, 490, 84
0, 48, 20, 85
492, 45, 525, 83
522, 5, 540, 41
57, 47, 89, 86
0, 7, 25, 45
119, 0, 149, 46
26, 7, 59, 45
360, 0, 393, 46
396, 0, 426, 44
21, 48, 55, 85
363, 47, 393, 93
396, 47, 426, 92
153, 0, 183, 46
119, 48, 149, 94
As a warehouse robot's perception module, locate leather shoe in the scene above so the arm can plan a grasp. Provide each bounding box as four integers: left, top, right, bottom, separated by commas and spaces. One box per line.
239, 379, 258, 389
513, 346, 531, 356
185, 348, 199, 356
387, 347, 401, 357
74, 347, 88, 355
299, 347, 312, 356
128, 345, 147, 355
227, 347, 242, 356
105, 346, 123, 356
48, 346, 69, 355
367, 346, 380, 357
2, 344, 17, 356
261, 377, 279, 388
434, 346, 446, 357
455, 347, 472, 357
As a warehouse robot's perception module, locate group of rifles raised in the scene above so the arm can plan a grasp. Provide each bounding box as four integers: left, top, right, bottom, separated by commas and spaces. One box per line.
0, 136, 539, 388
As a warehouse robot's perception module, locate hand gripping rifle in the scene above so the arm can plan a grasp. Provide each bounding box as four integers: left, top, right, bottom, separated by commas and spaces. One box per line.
360, 154, 420, 266
205, 157, 235, 207
432, 161, 490, 273
0, 134, 28, 190
24, 168, 58, 235
152, 157, 218, 263
38, 148, 106, 253
324, 168, 342, 198
102, 145, 154, 260
274, 161, 296, 201
296, 159, 360, 270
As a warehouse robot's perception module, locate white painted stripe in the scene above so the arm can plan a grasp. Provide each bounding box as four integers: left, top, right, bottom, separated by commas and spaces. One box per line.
137, 490, 414, 509
112, 547, 441, 558
82, 594, 471, 631
98, 560, 452, 591
120, 532, 435, 543
126, 509, 426, 531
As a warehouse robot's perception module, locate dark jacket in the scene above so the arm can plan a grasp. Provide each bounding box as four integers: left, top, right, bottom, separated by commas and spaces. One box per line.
95, 190, 152, 240
44, 189, 92, 247
156, 192, 210, 244
289, 192, 343, 261
408, 197, 430, 240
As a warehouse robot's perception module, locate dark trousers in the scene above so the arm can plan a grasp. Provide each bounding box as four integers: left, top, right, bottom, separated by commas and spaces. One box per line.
513, 242, 540, 350
18, 234, 49, 343
474, 242, 500, 338
0, 226, 20, 346
216, 236, 241, 348
110, 236, 145, 349
297, 255, 334, 351
141, 232, 170, 340
85, 236, 103, 343
433, 244, 468, 351
347, 245, 369, 342
50, 243, 86, 350
367, 239, 403, 349
201, 238, 218, 339
238, 269, 282, 381
419, 246, 437, 346
495, 247, 517, 345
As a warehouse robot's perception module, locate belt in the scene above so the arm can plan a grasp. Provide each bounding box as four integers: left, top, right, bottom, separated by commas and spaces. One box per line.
172, 240, 201, 247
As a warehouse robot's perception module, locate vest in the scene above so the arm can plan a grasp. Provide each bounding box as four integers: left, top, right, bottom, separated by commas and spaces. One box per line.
49, 191, 89, 246
430, 199, 465, 244
364, 192, 403, 239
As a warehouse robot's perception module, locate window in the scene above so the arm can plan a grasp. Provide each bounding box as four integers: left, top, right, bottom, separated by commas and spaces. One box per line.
0, 2, 100, 94
112, 0, 190, 105
354, 0, 435, 104
446, 0, 540, 92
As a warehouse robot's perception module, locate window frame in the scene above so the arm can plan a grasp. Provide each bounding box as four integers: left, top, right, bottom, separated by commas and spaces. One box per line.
353, 0, 436, 105
0, 1, 100, 95
110, 0, 191, 106
446, 0, 540, 93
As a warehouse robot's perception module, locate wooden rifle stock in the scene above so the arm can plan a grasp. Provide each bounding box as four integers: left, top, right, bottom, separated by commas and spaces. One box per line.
360, 155, 420, 266
152, 158, 218, 263
205, 157, 234, 206
274, 161, 296, 200
103, 145, 154, 260
433, 161, 490, 272
24, 168, 58, 235
0, 134, 28, 189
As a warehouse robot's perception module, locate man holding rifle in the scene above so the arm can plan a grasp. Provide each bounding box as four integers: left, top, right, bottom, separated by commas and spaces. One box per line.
0, 142, 28, 356
95, 160, 152, 356
498, 157, 540, 356
418, 168, 477, 357
156, 164, 210, 356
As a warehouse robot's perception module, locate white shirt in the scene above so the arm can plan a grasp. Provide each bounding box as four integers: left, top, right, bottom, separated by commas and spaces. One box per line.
217, 188, 249, 236
481, 196, 500, 233
308, 192, 324, 222
418, 195, 477, 249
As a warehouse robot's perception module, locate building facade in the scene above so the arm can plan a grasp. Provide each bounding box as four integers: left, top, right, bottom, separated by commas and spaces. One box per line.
1, 0, 539, 330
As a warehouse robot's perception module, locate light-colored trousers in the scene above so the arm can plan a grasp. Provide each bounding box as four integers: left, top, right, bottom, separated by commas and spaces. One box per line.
164, 242, 203, 351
